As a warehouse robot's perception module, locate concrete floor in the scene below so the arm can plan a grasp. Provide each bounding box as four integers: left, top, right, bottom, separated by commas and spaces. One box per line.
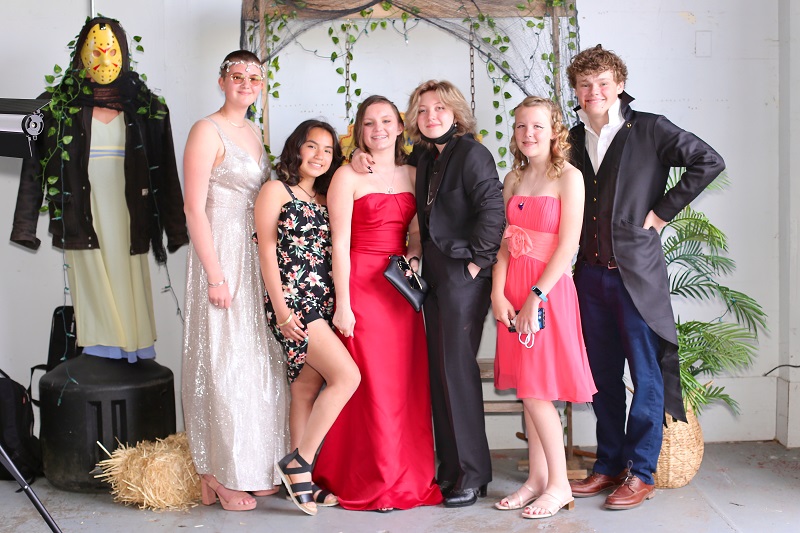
2, 441, 799, 533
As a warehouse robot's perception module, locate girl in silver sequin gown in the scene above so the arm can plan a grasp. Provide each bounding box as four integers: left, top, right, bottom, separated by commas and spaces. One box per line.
181, 51, 288, 512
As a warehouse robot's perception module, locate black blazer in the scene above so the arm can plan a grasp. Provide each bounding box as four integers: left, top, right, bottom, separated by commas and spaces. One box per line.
415, 134, 505, 270
570, 93, 725, 421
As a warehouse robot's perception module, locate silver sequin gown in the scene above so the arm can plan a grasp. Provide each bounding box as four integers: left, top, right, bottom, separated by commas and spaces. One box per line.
182, 118, 288, 491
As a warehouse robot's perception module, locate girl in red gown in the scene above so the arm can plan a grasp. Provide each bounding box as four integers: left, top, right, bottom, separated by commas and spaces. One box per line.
491, 97, 596, 520
315, 95, 442, 511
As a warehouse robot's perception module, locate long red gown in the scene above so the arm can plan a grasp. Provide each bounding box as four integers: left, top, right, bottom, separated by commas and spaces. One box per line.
314, 192, 442, 510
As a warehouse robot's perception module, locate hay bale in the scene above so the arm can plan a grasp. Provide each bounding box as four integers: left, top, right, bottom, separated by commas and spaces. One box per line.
96, 432, 201, 511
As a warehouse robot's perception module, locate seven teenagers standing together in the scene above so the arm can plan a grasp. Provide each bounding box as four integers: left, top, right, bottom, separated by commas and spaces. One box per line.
180, 44, 724, 519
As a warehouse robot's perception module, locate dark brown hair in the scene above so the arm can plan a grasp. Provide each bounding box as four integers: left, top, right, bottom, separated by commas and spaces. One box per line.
274, 120, 343, 195
219, 50, 264, 78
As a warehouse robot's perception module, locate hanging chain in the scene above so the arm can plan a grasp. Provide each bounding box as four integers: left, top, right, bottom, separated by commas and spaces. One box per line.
469, 25, 476, 117
344, 34, 352, 119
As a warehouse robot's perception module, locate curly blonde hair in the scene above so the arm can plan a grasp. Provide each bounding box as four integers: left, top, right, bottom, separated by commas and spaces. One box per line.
405, 80, 477, 147
509, 96, 570, 183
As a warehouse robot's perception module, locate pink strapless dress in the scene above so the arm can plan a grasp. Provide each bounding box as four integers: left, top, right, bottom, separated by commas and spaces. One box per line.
494, 195, 597, 401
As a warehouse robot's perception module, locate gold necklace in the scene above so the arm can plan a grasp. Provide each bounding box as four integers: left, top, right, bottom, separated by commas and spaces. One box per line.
219, 109, 245, 128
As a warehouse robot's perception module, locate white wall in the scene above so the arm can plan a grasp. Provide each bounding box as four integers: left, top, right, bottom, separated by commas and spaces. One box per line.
0, 1, 785, 447
777, 0, 800, 447
573, 2, 780, 443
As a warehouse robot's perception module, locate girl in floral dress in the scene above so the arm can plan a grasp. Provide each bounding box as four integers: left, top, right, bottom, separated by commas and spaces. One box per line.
254, 120, 360, 516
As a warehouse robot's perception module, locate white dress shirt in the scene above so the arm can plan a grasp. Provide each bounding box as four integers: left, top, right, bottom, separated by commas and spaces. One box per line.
577, 98, 625, 173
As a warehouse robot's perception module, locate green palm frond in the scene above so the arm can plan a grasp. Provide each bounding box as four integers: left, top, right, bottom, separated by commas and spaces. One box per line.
669, 271, 725, 300
665, 168, 767, 414
676, 320, 758, 414
716, 288, 769, 333
667, 167, 730, 193
666, 206, 728, 253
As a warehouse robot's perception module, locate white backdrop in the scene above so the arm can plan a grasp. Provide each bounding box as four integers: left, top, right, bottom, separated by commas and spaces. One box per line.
0, 0, 786, 448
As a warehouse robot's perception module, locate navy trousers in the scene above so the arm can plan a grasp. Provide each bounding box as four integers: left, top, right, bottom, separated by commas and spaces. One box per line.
574, 263, 664, 485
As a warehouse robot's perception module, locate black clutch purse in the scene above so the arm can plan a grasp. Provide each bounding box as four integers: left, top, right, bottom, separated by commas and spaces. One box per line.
383, 255, 429, 312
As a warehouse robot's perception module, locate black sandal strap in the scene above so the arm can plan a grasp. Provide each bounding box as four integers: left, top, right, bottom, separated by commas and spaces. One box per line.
291, 481, 314, 504
277, 449, 313, 475
313, 487, 332, 504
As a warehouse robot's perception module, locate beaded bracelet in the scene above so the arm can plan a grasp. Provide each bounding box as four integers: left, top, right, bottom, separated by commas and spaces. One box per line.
207, 278, 226, 288
277, 313, 293, 327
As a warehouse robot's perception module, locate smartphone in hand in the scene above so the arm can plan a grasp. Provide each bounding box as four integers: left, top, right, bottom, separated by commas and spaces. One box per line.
508, 308, 545, 333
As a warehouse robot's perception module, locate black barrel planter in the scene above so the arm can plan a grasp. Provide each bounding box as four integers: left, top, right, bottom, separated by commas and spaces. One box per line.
39, 354, 176, 492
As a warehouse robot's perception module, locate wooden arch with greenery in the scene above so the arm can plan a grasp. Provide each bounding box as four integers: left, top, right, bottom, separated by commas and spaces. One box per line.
240, 1, 578, 167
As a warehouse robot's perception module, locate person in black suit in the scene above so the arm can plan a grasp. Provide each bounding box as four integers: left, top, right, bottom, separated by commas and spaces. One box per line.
403, 80, 506, 507
565, 45, 725, 510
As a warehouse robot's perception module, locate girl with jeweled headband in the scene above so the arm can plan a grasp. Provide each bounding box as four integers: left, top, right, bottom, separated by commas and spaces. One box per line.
182, 50, 288, 512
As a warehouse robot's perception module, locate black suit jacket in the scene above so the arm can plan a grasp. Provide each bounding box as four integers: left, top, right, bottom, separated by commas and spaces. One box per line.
570, 93, 725, 421
415, 134, 505, 270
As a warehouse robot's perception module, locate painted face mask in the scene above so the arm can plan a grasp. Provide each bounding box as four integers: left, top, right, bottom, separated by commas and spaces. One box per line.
80, 23, 122, 84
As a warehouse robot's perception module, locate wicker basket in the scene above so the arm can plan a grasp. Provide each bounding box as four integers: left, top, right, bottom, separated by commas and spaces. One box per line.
654, 408, 704, 488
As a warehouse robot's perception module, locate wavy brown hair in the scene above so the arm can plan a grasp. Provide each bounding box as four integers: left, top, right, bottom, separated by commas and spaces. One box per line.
566, 44, 628, 88
274, 120, 343, 195
354, 95, 406, 166
405, 80, 476, 147
509, 96, 570, 183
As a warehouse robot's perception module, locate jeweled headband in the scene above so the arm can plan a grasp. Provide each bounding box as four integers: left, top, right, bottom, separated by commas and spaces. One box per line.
219, 59, 266, 75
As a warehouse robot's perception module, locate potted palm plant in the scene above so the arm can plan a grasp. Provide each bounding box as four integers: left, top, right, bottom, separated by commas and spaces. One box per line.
655, 169, 768, 488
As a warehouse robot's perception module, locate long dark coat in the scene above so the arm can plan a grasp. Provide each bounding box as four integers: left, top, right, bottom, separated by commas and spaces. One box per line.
569, 92, 725, 422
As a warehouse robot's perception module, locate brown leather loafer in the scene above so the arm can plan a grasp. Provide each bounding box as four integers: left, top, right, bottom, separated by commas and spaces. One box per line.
603, 474, 655, 510
570, 471, 627, 498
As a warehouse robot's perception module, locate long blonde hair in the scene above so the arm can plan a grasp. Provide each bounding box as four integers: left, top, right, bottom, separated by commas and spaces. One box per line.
509, 96, 570, 184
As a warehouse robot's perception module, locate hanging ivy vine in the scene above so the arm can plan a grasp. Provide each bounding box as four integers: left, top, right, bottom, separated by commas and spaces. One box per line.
40, 20, 158, 212
328, 20, 363, 116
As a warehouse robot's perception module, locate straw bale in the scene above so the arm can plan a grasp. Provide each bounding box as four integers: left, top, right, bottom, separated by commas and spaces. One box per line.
96, 432, 201, 511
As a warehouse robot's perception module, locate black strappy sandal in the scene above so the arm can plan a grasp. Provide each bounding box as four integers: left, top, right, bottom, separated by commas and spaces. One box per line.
312, 484, 339, 507
285, 483, 339, 507
276, 449, 317, 516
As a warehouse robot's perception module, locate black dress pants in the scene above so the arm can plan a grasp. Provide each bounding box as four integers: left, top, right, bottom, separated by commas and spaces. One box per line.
422, 241, 492, 490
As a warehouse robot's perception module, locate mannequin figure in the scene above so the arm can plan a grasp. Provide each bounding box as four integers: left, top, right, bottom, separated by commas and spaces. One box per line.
11, 17, 188, 362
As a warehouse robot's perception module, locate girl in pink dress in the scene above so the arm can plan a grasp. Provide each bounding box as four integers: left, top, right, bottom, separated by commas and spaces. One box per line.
491, 96, 597, 520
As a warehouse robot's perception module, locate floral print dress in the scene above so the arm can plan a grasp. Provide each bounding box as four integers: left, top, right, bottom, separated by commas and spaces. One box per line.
264, 182, 334, 382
